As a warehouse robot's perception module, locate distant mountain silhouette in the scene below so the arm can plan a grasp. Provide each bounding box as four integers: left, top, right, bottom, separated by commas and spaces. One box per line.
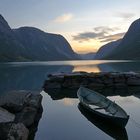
95, 18, 140, 60
79, 52, 96, 60
95, 39, 121, 59
0, 14, 79, 62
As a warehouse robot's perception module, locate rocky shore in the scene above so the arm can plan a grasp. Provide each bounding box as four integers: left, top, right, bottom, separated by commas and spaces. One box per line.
44, 72, 140, 91
0, 90, 42, 140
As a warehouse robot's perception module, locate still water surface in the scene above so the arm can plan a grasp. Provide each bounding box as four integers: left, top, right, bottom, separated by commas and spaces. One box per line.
0, 60, 140, 140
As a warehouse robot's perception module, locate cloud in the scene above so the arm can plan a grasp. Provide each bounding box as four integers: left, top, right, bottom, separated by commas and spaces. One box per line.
54, 13, 73, 23
100, 32, 125, 42
73, 31, 103, 41
93, 26, 117, 33
73, 26, 124, 43
115, 12, 135, 20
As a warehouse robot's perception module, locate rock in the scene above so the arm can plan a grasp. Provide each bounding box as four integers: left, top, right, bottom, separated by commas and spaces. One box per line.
0, 90, 41, 113
8, 123, 29, 140
0, 122, 11, 140
88, 83, 105, 88
115, 83, 127, 87
127, 77, 140, 86
0, 123, 29, 140
114, 76, 125, 83
44, 72, 140, 91
102, 77, 113, 85
15, 107, 37, 127
26, 94, 42, 109
0, 91, 30, 113
0, 107, 15, 123
45, 81, 62, 89
0, 90, 43, 140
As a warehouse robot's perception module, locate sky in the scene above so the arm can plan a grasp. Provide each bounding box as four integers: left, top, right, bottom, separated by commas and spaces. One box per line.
0, 0, 140, 54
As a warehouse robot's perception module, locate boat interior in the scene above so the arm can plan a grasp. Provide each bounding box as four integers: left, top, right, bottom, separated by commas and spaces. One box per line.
78, 87, 128, 118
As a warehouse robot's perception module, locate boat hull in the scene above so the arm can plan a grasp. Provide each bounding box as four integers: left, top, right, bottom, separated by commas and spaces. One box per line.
79, 102, 129, 127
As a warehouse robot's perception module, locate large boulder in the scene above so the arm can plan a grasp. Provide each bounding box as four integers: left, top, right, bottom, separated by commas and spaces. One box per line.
0, 107, 15, 123
0, 123, 29, 140
0, 91, 30, 113
0, 90, 43, 140
15, 107, 37, 127
0, 90, 42, 113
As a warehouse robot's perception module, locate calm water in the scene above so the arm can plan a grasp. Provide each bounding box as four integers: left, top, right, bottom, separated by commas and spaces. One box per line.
0, 60, 140, 140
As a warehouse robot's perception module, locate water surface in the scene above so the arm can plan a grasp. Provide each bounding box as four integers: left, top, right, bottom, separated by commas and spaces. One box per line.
0, 60, 140, 139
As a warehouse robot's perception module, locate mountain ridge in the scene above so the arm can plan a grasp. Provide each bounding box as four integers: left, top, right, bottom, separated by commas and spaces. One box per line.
0, 15, 79, 62
95, 18, 140, 60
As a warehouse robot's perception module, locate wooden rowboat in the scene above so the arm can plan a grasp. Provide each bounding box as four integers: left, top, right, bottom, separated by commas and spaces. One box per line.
77, 86, 129, 127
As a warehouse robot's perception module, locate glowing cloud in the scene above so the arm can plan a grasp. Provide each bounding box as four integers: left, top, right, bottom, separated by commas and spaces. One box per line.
54, 13, 73, 23
100, 32, 125, 42
115, 12, 135, 20
73, 26, 125, 43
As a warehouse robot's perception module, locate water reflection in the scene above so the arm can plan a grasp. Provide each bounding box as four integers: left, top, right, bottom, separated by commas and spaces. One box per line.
1, 60, 140, 94
1, 61, 140, 140
46, 87, 140, 101
0, 64, 73, 94
60, 98, 76, 106
99, 61, 140, 72
73, 65, 101, 73
78, 103, 128, 140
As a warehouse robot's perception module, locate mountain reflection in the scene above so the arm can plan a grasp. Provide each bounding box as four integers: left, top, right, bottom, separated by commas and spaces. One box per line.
78, 104, 128, 140
1, 60, 140, 95
99, 61, 140, 72
0, 63, 73, 94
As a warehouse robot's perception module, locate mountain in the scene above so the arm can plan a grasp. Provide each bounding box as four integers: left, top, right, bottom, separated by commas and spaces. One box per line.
0, 15, 26, 61
79, 52, 96, 60
98, 18, 140, 60
13, 27, 79, 61
0, 14, 79, 62
95, 39, 121, 59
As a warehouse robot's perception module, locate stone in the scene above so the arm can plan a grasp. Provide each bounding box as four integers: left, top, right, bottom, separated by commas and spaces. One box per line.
0, 90, 42, 140
0, 107, 15, 123
0, 91, 30, 113
114, 76, 125, 83
102, 77, 113, 85
44, 72, 140, 91
88, 83, 105, 88
0, 123, 29, 140
15, 107, 37, 127
26, 94, 42, 109
0, 123, 11, 140
115, 83, 127, 87
0, 90, 41, 113
127, 77, 140, 86
45, 81, 61, 89
8, 123, 29, 140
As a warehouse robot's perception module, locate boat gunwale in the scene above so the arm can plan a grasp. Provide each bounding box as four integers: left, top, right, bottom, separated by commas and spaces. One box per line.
77, 86, 129, 119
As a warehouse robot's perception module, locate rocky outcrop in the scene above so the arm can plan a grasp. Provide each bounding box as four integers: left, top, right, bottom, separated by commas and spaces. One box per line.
0, 90, 42, 140
44, 72, 140, 91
